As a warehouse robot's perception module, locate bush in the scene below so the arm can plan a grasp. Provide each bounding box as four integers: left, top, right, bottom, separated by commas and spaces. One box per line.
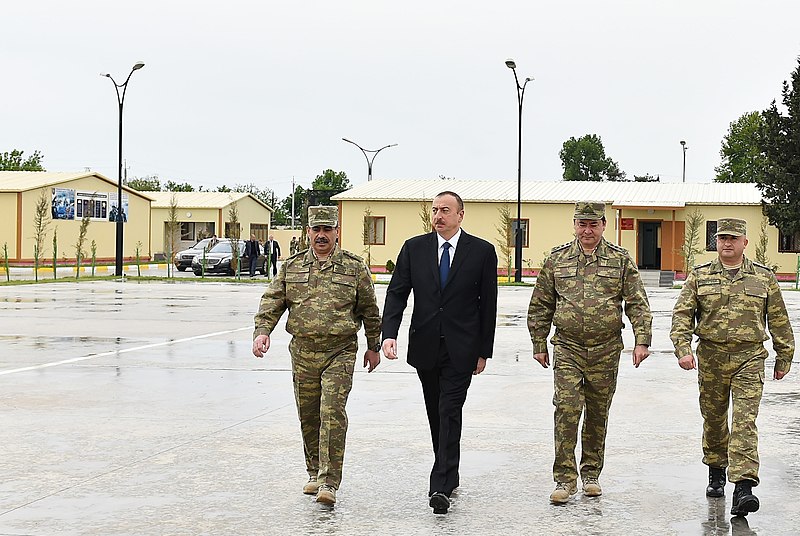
385, 259, 395, 273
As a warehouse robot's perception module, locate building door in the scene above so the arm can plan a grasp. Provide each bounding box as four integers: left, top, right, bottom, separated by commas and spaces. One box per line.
638, 221, 661, 269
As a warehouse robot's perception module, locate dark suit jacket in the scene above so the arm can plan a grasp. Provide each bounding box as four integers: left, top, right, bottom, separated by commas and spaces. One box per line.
382, 230, 498, 373
268, 240, 281, 259
245, 240, 261, 258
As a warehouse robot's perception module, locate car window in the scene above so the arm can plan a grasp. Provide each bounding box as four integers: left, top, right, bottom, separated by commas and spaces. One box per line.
209, 242, 234, 254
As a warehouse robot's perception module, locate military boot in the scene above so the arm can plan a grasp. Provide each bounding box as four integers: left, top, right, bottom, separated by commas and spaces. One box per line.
550, 480, 578, 504
730, 480, 759, 517
582, 477, 602, 497
302, 475, 320, 495
316, 484, 337, 505
706, 466, 726, 497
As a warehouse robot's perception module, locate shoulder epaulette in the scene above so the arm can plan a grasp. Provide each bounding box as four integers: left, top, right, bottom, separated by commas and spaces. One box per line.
286, 249, 307, 262
341, 250, 365, 263
606, 242, 628, 254
692, 261, 712, 271
752, 261, 774, 272
551, 241, 572, 253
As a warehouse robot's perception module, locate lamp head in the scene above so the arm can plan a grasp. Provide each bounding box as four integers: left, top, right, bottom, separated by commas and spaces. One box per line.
680, 140, 686, 147
132, 61, 145, 71
505, 59, 516, 69
100, 73, 110, 77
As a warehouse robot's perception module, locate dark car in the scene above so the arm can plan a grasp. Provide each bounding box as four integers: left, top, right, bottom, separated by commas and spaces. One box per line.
174, 238, 215, 272
191, 239, 266, 276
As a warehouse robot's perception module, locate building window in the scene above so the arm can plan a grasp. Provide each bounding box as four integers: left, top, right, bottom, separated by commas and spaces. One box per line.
250, 224, 269, 243
508, 219, 530, 248
180, 222, 196, 241
705, 221, 717, 251
779, 229, 800, 253
364, 216, 386, 245
225, 222, 241, 239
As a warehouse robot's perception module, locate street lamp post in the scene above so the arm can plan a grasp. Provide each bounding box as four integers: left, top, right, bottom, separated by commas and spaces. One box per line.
680, 140, 688, 182
342, 138, 397, 181
101, 61, 145, 276
505, 59, 533, 283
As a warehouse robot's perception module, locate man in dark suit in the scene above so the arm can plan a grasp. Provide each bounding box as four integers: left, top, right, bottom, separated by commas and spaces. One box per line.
382, 191, 498, 515
244, 234, 261, 278
266, 234, 281, 277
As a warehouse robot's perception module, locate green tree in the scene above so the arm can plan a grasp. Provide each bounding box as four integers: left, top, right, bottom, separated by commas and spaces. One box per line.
633, 173, 660, 182
559, 135, 626, 181
495, 204, 514, 282
312, 169, 350, 191
680, 208, 705, 273
274, 186, 306, 226
0, 149, 45, 171
127, 176, 161, 191
164, 180, 195, 192
232, 183, 276, 209
32, 188, 51, 281
758, 57, 800, 236
714, 111, 767, 183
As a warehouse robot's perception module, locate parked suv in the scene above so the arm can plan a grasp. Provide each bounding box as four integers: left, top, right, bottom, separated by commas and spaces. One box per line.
174, 238, 215, 272
191, 239, 267, 276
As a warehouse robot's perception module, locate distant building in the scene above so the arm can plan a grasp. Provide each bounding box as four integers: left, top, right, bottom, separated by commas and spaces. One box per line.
333, 179, 799, 275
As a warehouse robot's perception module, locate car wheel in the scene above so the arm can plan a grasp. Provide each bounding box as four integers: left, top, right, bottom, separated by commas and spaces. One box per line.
193, 269, 202, 276
177, 266, 186, 272
259, 259, 267, 275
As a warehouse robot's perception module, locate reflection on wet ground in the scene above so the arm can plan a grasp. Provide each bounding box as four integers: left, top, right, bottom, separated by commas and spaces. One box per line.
0, 281, 798, 534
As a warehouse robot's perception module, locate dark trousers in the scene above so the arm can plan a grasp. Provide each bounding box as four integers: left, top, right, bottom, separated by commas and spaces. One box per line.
416, 339, 473, 497
248, 256, 259, 277
271, 253, 278, 276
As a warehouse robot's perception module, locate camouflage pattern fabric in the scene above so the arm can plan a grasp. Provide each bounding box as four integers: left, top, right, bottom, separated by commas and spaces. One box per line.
552, 341, 622, 482
528, 238, 652, 482
670, 256, 794, 373
697, 342, 766, 484
253, 245, 381, 488
528, 238, 652, 352
291, 336, 357, 488
670, 255, 795, 484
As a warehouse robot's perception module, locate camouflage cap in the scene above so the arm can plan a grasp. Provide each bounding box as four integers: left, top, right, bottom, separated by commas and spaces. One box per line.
573, 201, 606, 221
308, 205, 339, 228
715, 217, 746, 237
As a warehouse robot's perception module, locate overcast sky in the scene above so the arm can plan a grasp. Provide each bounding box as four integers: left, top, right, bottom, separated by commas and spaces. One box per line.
3, 1, 799, 200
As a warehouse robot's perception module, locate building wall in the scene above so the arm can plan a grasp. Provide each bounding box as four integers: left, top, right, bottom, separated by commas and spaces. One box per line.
17, 178, 150, 262
0, 193, 18, 258
339, 199, 799, 276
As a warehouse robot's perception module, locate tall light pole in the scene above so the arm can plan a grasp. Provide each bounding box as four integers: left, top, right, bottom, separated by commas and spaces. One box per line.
505, 59, 533, 283
342, 138, 397, 181
680, 140, 688, 182
101, 61, 145, 276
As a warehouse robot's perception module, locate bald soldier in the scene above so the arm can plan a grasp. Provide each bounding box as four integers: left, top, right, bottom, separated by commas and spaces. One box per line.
252, 206, 381, 506
671, 217, 795, 517
528, 201, 652, 504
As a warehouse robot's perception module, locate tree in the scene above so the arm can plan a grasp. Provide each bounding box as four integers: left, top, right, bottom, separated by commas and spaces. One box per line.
559, 135, 626, 181
231, 183, 275, 209
164, 180, 195, 192
758, 57, 800, 236
32, 188, 50, 281
714, 111, 767, 183
127, 176, 161, 191
419, 198, 432, 234
680, 208, 705, 273
495, 204, 514, 282
312, 169, 350, 191
274, 186, 305, 226
754, 217, 778, 271
633, 173, 660, 182
0, 149, 45, 171
165, 194, 180, 277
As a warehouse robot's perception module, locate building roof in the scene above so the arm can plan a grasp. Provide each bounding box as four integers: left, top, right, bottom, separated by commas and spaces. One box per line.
0, 171, 155, 199
145, 191, 272, 211
331, 179, 764, 207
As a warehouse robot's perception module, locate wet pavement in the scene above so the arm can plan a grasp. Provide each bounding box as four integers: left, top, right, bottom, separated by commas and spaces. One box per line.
1, 282, 799, 535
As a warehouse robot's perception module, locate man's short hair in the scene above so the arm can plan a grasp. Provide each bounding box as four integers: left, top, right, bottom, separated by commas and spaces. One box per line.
435, 191, 464, 211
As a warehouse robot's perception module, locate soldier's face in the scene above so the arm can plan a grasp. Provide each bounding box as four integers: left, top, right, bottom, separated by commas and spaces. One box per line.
716, 234, 747, 263
574, 219, 605, 250
431, 194, 464, 240
308, 225, 339, 256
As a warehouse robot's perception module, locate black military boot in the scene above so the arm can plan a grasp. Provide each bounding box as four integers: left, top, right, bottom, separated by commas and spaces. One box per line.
730, 480, 759, 517
706, 466, 726, 497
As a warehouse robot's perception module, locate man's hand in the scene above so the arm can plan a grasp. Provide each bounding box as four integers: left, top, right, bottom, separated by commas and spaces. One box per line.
382, 338, 398, 360
632, 344, 650, 368
678, 353, 696, 370
363, 350, 380, 372
774, 365, 789, 380
252, 334, 270, 358
473, 357, 487, 375
533, 352, 550, 368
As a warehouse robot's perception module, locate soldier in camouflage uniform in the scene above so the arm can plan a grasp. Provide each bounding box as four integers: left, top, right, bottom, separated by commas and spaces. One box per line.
252, 206, 382, 506
528, 201, 652, 504
670, 217, 795, 517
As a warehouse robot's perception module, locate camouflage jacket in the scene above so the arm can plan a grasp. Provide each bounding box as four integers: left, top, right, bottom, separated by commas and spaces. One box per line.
670, 256, 795, 373
253, 246, 381, 348
528, 238, 652, 352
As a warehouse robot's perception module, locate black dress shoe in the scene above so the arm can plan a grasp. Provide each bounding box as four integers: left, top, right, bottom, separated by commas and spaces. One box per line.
429, 492, 450, 514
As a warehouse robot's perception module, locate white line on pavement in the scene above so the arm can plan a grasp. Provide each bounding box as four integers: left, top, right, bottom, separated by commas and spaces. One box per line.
0, 326, 252, 376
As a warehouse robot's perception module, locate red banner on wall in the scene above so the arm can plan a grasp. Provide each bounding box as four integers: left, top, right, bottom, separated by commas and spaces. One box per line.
620, 218, 634, 230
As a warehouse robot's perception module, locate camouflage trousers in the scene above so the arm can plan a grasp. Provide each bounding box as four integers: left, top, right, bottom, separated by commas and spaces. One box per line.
551, 341, 622, 483
697, 341, 766, 484
289, 335, 357, 489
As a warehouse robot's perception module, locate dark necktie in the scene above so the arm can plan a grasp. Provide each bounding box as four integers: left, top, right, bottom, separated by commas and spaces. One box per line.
440, 242, 451, 287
